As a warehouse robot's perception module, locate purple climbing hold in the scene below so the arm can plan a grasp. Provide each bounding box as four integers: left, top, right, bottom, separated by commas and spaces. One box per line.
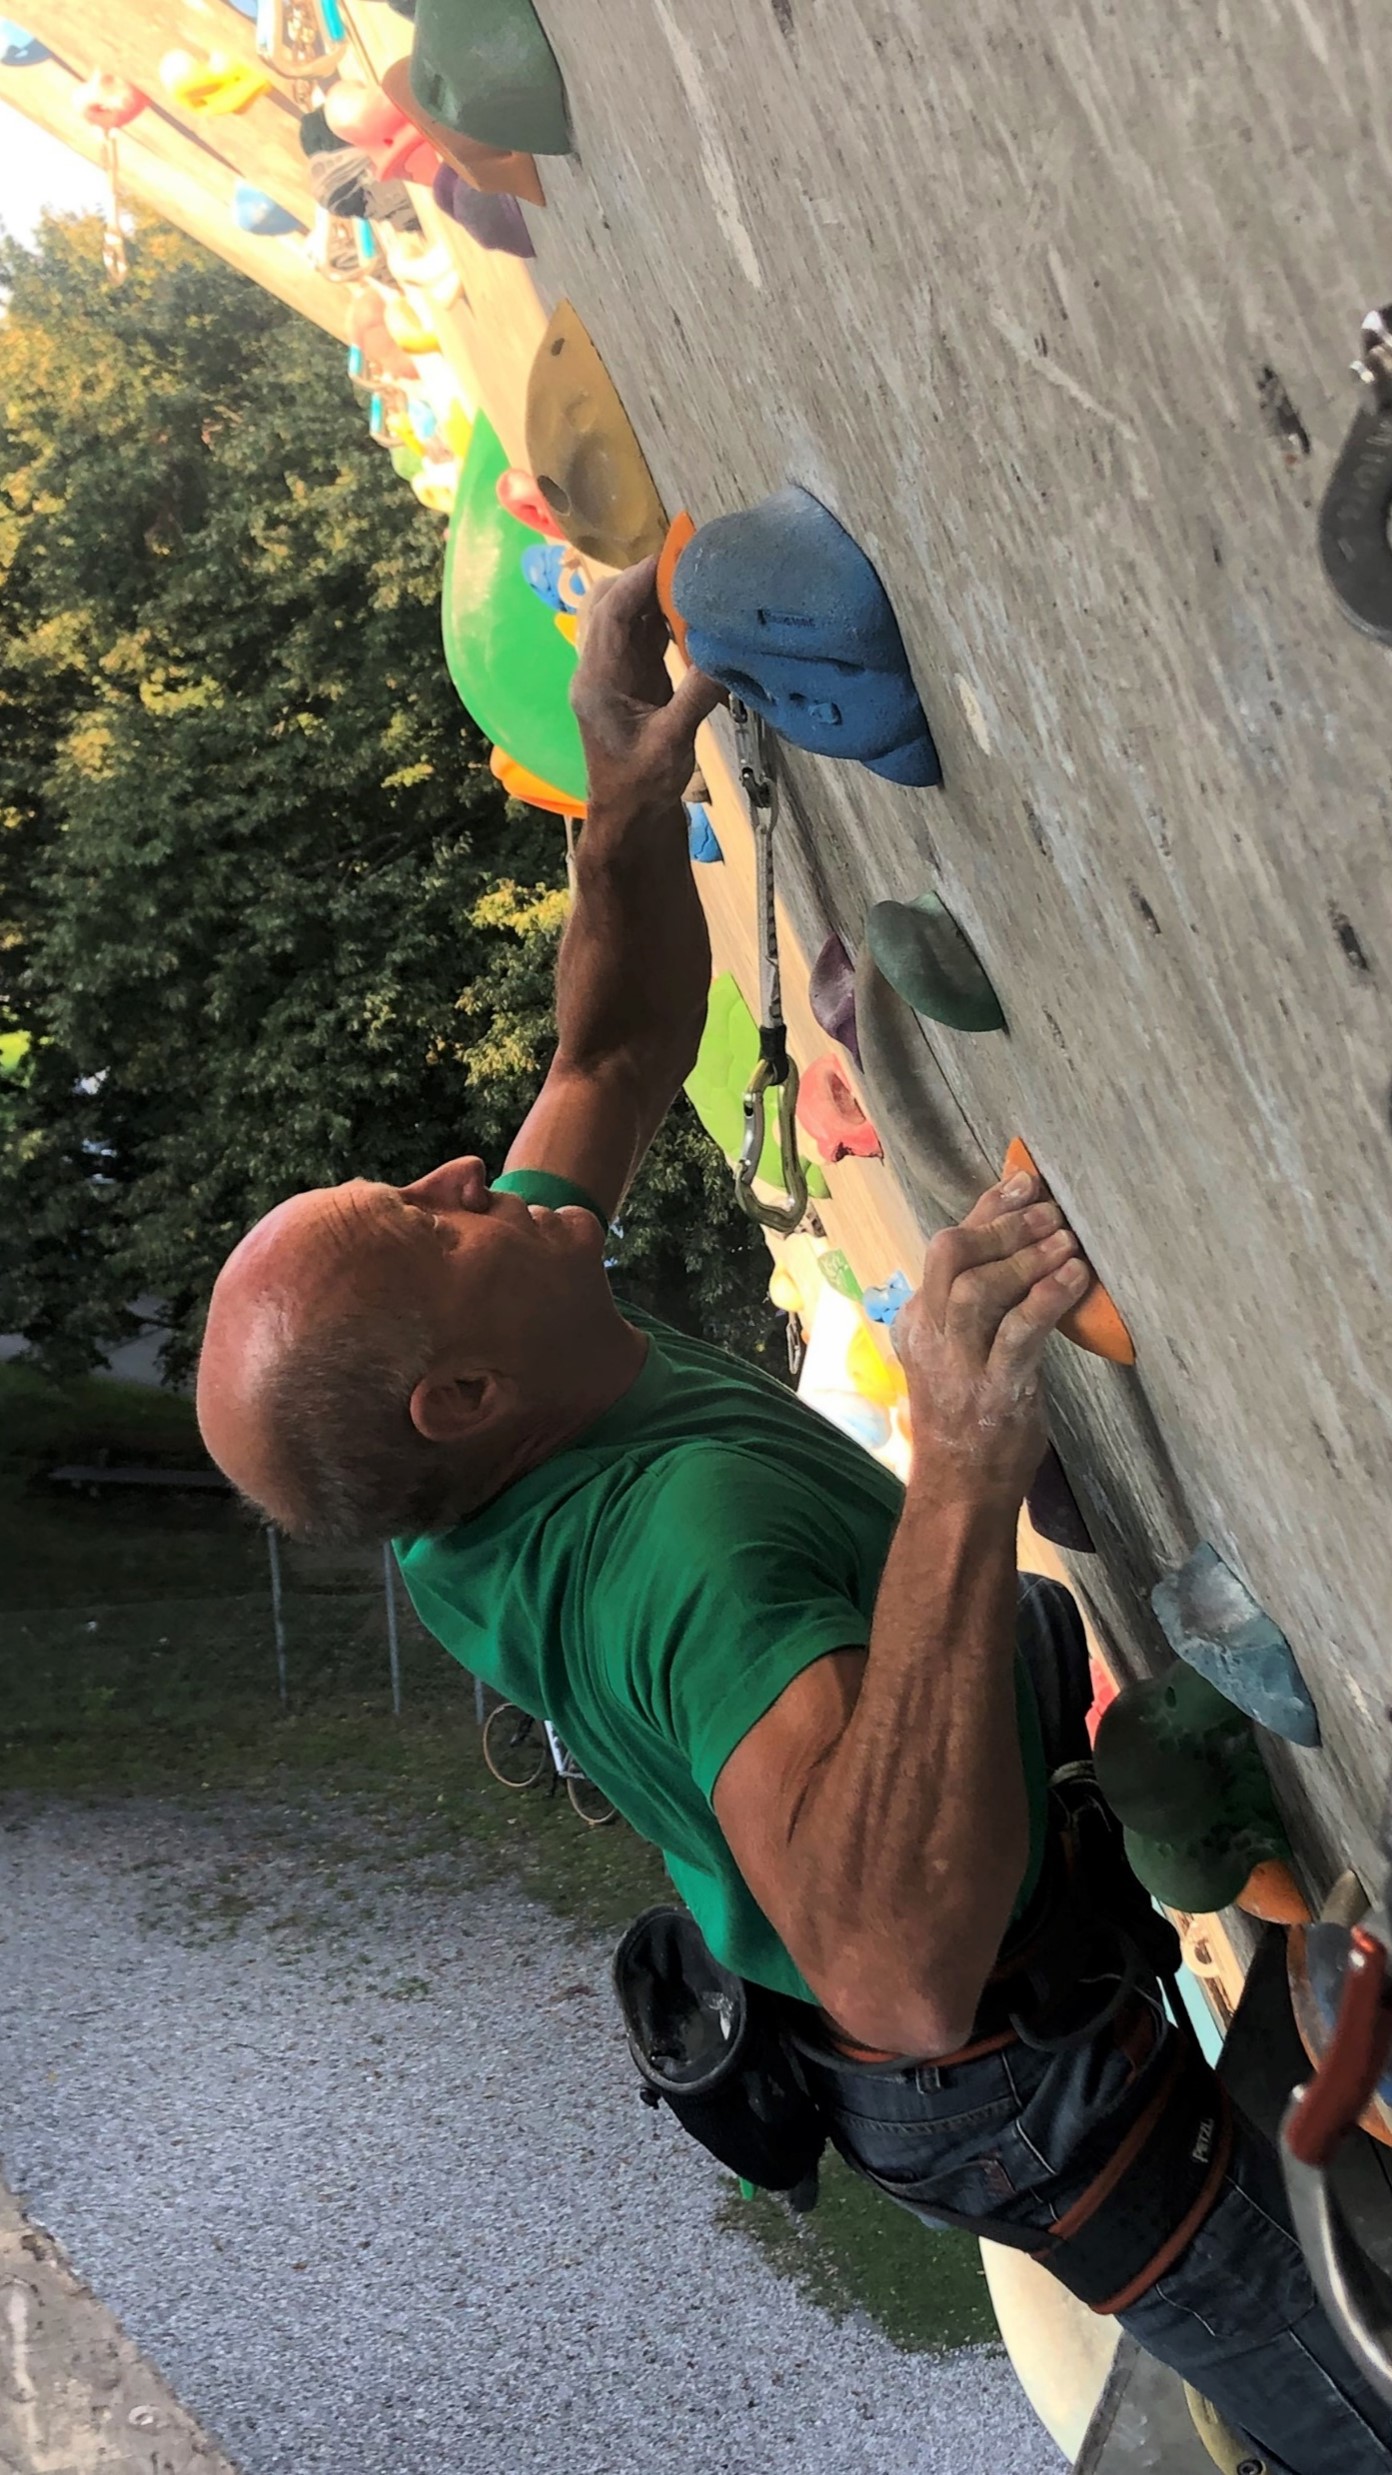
809, 932, 861, 1067
671, 487, 940, 787
431, 165, 535, 257
1026, 1445, 1096, 1554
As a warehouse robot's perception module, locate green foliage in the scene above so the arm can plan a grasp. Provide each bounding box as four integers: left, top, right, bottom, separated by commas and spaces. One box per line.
0, 212, 774, 1376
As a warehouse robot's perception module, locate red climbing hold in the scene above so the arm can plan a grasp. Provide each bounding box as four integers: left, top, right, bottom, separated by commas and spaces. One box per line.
795, 1054, 882, 1165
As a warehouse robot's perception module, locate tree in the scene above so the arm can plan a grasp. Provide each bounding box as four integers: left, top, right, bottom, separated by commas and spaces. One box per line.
0, 212, 777, 1378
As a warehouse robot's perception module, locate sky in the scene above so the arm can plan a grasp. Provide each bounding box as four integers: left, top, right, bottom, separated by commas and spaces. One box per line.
0, 98, 107, 243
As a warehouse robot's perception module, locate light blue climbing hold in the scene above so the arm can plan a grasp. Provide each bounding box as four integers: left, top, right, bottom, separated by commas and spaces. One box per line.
864, 1271, 912, 1326
354, 218, 377, 259
1151, 1542, 1321, 1749
408, 397, 438, 441
233, 184, 304, 238
672, 487, 940, 787
521, 540, 567, 613
0, 20, 49, 63
347, 345, 366, 379
686, 804, 722, 864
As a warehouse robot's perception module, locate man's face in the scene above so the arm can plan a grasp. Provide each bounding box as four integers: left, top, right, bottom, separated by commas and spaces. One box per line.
197, 1156, 609, 1505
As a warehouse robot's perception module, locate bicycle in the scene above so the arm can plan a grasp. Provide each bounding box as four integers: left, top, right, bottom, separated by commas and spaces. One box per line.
481, 1699, 618, 1828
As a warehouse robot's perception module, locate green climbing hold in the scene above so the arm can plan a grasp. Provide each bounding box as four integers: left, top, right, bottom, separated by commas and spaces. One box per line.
441, 412, 588, 804
410, 0, 571, 157
1094, 1665, 1290, 1912
864, 894, 1006, 1034
685, 975, 829, 1200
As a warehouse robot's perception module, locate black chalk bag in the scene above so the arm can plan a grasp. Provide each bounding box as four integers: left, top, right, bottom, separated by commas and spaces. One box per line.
612, 1906, 825, 2205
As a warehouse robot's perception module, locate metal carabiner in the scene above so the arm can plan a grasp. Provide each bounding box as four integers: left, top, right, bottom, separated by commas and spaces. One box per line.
730, 700, 809, 1236
1280, 1922, 1392, 2406
1319, 304, 1392, 648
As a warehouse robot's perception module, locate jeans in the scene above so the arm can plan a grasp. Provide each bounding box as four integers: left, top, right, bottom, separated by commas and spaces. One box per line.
790, 1578, 1392, 2474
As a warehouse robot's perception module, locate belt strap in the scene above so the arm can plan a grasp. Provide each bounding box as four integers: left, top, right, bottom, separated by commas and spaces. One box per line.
1030, 2031, 1234, 2313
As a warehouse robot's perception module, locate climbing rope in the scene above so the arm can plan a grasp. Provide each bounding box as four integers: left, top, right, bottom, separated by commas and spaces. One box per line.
1281, 1767, 1392, 2403
100, 135, 127, 285
730, 700, 807, 1236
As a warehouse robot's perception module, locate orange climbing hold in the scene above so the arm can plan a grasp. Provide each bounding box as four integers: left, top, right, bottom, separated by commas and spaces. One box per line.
1235, 1858, 1312, 1926
381, 59, 546, 203
489, 747, 585, 818
1002, 1138, 1136, 1364
657, 511, 696, 659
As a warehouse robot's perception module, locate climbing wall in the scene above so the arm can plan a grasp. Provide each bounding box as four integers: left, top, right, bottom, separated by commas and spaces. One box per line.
522, 0, 1392, 1898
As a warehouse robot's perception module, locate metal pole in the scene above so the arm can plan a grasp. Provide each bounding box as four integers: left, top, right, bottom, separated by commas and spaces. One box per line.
267, 1526, 288, 1707
382, 1542, 402, 1718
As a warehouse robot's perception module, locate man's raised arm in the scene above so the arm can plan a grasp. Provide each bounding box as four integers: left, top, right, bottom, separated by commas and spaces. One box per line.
502, 560, 725, 1219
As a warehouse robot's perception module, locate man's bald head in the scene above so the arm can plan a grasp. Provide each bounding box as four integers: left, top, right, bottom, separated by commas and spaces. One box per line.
197, 1185, 440, 1540
197, 1160, 633, 1549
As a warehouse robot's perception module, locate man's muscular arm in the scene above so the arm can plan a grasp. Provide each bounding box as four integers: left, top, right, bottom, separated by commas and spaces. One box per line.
713, 1171, 1089, 2057
503, 560, 723, 1218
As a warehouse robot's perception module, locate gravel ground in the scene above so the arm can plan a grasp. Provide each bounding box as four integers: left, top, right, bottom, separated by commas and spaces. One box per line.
0, 1796, 1063, 2475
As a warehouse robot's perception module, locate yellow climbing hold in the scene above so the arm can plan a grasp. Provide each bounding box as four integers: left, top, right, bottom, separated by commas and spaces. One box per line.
159, 50, 270, 115
524, 301, 668, 569
847, 1321, 906, 1409
768, 1265, 804, 1318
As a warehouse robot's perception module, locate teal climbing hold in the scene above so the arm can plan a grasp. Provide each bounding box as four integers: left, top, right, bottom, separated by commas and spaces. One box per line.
409, 0, 571, 157
1152, 1543, 1320, 1749
864, 894, 1005, 1034
1094, 1664, 1291, 1911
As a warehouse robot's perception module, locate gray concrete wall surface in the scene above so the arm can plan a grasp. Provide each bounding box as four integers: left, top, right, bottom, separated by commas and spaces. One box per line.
526, 0, 1392, 1896
0, 2178, 237, 2475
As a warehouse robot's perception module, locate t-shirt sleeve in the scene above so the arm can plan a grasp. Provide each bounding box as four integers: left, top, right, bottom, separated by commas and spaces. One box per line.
491, 1168, 609, 1230
600, 1444, 874, 1804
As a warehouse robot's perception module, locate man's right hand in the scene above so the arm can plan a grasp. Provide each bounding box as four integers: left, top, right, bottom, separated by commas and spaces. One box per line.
570, 557, 723, 823
892, 1168, 1090, 1510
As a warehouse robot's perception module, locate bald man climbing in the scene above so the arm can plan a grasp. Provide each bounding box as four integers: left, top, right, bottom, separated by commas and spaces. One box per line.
200, 563, 1390, 2474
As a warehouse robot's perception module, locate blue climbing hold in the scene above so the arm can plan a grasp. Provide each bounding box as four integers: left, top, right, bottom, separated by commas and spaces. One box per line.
521, 540, 567, 613
0, 20, 49, 63
864, 1271, 912, 1326
686, 803, 722, 864
233, 183, 305, 238
347, 345, 366, 380
671, 487, 940, 787
1151, 1541, 1321, 1749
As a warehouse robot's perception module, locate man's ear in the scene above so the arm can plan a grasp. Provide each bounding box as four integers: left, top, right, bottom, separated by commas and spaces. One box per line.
408, 1371, 491, 1444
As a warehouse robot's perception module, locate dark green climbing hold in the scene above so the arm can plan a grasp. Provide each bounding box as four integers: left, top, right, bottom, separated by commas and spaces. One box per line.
410, 0, 571, 157
1151, 1542, 1321, 1749
1095, 1665, 1291, 1911
864, 894, 1006, 1034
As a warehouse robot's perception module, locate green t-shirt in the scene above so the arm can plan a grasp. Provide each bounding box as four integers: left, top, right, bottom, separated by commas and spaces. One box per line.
395, 1169, 1048, 2004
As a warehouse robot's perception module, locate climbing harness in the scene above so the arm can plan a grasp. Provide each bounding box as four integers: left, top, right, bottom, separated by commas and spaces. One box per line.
1281, 1823, 1392, 2405
730, 700, 808, 1236
1318, 302, 1392, 648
